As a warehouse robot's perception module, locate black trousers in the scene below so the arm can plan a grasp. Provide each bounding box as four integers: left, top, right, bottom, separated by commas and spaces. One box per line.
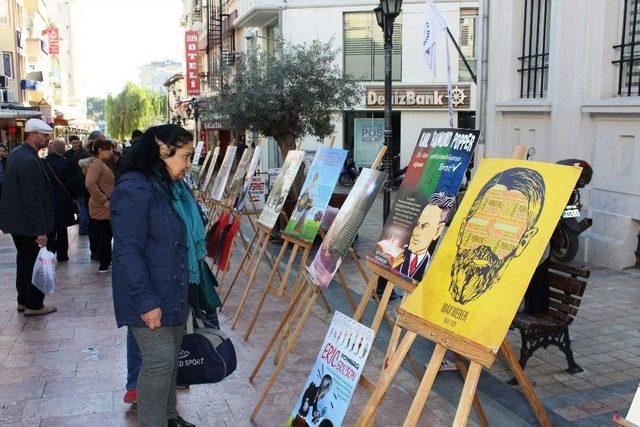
91, 218, 112, 269
88, 216, 99, 256
11, 234, 45, 310
47, 226, 69, 261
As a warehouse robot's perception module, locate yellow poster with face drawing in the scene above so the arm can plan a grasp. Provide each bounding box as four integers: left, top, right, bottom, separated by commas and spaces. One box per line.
400, 159, 581, 351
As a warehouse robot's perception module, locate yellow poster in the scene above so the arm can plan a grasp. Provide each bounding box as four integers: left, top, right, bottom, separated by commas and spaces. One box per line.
400, 159, 581, 351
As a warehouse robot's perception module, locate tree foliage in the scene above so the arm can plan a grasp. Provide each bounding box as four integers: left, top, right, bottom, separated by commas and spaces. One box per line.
86, 97, 106, 123
104, 82, 167, 140
205, 40, 361, 157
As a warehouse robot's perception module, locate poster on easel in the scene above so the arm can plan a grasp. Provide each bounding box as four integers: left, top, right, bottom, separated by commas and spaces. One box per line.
210, 146, 237, 201
247, 175, 266, 212
222, 147, 253, 207
401, 158, 580, 350
371, 128, 478, 284
286, 311, 374, 427
201, 147, 220, 192
283, 148, 347, 242
258, 150, 305, 229
308, 168, 387, 289
235, 146, 262, 212
192, 140, 204, 166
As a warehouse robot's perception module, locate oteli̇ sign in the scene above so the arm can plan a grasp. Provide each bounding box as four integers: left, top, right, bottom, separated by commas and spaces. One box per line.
185, 30, 200, 96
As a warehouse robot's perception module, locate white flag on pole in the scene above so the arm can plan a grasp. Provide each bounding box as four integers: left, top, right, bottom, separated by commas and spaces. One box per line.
422, 0, 447, 71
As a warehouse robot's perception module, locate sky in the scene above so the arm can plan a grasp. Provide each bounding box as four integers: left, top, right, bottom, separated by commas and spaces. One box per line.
70, 0, 184, 98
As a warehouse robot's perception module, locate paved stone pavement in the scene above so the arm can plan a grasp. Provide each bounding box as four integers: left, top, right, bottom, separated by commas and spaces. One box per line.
0, 194, 639, 426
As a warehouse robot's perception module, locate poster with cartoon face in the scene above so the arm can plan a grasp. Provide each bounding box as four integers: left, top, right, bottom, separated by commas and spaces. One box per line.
210, 146, 237, 201
258, 150, 305, 229
283, 148, 347, 243
400, 159, 581, 350
371, 128, 478, 284
285, 311, 374, 427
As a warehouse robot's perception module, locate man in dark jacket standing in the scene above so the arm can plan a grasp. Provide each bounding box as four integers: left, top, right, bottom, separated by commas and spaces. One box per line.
0, 118, 57, 316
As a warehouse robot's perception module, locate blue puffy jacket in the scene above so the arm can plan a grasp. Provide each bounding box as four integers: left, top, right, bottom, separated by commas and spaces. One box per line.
110, 171, 190, 328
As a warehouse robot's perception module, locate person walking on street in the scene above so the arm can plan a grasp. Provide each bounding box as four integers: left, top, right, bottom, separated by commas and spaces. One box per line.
44, 138, 76, 262
111, 124, 199, 427
78, 131, 105, 257
0, 118, 57, 317
66, 135, 89, 235
85, 139, 115, 272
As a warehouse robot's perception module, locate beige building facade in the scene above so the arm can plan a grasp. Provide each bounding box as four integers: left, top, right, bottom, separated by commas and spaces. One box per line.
483, 0, 640, 269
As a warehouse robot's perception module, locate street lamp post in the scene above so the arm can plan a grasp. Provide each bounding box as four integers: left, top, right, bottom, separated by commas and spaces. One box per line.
375, 0, 402, 223
186, 97, 200, 146
374, 0, 403, 300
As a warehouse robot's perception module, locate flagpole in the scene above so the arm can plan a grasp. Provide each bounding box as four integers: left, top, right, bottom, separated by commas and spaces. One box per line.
446, 27, 477, 85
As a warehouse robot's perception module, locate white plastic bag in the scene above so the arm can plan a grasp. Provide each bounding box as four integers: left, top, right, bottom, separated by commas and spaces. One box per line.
31, 247, 57, 295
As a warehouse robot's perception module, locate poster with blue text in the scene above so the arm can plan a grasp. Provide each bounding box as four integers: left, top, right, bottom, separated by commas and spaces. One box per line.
283, 147, 347, 242
286, 311, 374, 427
354, 118, 384, 168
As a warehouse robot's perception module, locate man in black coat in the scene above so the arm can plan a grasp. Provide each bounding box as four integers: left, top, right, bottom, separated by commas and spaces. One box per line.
45, 138, 76, 262
0, 118, 57, 317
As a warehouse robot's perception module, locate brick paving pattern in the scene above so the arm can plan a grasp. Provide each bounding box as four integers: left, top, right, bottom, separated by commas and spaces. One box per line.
0, 195, 639, 426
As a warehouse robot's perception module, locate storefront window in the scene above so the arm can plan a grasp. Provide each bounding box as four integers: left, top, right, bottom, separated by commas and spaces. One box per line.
343, 111, 401, 167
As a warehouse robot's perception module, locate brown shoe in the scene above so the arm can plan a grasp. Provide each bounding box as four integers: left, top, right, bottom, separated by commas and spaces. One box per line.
24, 305, 57, 317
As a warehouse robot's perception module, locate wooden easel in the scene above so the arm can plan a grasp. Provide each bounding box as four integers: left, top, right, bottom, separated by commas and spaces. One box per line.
249, 270, 324, 422
248, 148, 389, 420
355, 308, 551, 426
240, 226, 362, 341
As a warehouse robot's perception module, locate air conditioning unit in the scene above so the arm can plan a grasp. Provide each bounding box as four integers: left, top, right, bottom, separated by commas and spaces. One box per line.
0, 76, 8, 88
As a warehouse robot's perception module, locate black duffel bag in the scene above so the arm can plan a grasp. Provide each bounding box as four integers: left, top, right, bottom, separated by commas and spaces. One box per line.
177, 323, 237, 385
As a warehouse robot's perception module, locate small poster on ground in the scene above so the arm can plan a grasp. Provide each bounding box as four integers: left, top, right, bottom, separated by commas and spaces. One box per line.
286, 311, 374, 427
400, 159, 581, 350
210, 145, 237, 201
371, 128, 478, 284
308, 168, 386, 289
201, 147, 220, 192
354, 118, 384, 168
235, 146, 262, 212
222, 147, 253, 207
283, 148, 347, 242
258, 150, 305, 229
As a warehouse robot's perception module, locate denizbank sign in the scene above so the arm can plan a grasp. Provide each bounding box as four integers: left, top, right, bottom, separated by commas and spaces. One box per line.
365, 85, 471, 110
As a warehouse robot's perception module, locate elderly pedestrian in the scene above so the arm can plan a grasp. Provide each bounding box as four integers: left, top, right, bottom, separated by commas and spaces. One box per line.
85, 138, 115, 272
78, 130, 105, 259
111, 124, 198, 427
0, 119, 56, 316
44, 138, 76, 262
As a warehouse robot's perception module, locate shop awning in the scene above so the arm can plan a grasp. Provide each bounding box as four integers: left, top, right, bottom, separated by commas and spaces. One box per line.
0, 109, 42, 119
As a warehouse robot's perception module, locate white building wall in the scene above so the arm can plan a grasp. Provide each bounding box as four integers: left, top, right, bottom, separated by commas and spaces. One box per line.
484, 0, 640, 269
277, 0, 476, 161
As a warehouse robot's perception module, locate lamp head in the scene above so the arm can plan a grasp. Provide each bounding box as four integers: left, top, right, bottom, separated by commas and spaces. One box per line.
380, 0, 402, 18
374, 4, 384, 29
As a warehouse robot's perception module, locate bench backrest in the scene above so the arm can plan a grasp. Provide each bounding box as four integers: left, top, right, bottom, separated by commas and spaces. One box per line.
547, 261, 590, 326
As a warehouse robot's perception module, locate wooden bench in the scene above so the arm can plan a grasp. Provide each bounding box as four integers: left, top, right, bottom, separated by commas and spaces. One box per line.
511, 260, 590, 375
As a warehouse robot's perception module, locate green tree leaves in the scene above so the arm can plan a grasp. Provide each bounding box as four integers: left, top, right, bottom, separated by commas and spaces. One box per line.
206, 40, 361, 156
104, 82, 167, 140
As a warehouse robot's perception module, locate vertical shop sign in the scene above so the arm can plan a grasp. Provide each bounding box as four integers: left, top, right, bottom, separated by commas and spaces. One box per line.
185, 30, 200, 96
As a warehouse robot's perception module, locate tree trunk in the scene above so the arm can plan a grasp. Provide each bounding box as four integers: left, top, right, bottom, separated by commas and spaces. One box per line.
274, 133, 305, 202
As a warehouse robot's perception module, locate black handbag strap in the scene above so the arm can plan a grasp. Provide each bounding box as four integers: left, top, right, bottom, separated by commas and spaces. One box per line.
45, 160, 72, 198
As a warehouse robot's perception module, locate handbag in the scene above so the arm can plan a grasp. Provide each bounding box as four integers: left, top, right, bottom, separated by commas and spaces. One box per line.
177, 310, 237, 386
197, 259, 222, 313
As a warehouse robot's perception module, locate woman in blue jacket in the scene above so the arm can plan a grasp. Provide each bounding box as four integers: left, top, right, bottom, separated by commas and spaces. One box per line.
111, 124, 202, 427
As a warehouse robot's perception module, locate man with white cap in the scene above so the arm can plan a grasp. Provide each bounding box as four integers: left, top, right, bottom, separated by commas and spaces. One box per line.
0, 118, 57, 316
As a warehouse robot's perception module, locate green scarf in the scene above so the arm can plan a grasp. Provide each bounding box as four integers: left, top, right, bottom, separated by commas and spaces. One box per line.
151, 174, 206, 285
